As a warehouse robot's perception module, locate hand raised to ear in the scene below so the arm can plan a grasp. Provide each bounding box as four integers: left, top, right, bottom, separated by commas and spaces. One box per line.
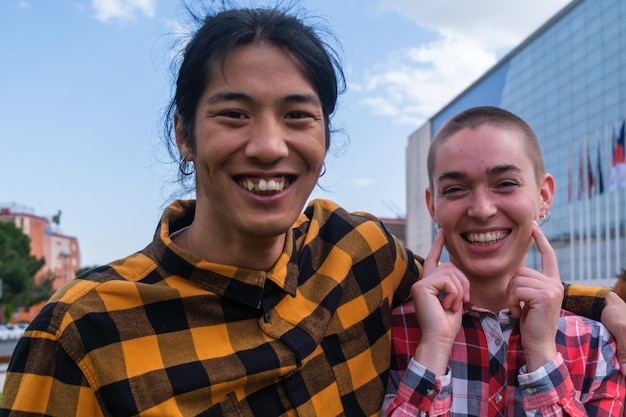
411, 230, 470, 375
507, 221, 562, 371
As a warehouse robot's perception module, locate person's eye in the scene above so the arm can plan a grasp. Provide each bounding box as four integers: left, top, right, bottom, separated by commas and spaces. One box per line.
441, 185, 465, 196
496, 180, 519, 190
218, 110, 247, 119
285, 111, 315, 120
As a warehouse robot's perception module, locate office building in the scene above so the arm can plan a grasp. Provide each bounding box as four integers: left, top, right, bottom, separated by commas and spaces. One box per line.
406, 0, 626, 287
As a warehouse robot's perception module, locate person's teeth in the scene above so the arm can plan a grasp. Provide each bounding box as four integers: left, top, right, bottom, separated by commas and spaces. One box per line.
240, 178, 286, 193
466, 232, 506, 245
244, 180, 255, 191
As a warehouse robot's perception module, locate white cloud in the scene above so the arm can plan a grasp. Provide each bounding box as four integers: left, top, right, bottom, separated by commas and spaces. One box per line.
379, 0, 571, 51
355, 0, 571, 125
91, 0, 156, 22
354, 38, 497, 125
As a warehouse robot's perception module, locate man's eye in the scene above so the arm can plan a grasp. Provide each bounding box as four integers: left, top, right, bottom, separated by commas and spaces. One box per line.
497, 181, 518, 189
441, 186, 464, 195
219, 111, 247, 119
286, 111, 313, 119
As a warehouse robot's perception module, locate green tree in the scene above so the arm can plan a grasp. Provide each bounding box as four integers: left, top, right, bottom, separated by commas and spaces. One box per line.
75, 264, 99, 277
0, 221, 48, 319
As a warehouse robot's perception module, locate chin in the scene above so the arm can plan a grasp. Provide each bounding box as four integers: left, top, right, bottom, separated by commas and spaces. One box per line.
248, 220, 295, 239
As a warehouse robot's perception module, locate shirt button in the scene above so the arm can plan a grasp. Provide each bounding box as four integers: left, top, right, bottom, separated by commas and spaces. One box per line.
264, 313, 272, 323
526, 387, 537, 395
495, 393, 503, 403
494, 339, 501, 347
426, 389, 435, 397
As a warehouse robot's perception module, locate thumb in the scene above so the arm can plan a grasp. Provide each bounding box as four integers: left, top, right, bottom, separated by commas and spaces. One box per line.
617, 346, 626, 376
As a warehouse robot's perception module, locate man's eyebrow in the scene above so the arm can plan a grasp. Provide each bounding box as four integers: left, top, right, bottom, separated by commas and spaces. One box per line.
437, 170, 466, 183
282, 93, 321, 106
437, 164, 522, 183
204, 92, 321, 106
205, 91, 251, 104
486, 164, 522, 176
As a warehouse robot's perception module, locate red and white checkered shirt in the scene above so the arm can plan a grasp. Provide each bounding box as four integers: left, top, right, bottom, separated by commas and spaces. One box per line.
383, 302, 625, 417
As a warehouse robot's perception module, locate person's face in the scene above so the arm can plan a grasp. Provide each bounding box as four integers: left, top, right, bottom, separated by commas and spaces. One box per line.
425, 124, 554, 282
176, 42, 326, 241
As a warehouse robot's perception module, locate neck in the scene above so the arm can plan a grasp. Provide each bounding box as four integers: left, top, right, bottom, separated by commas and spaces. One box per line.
468, 276, 512, 313
173, 222, 286, 271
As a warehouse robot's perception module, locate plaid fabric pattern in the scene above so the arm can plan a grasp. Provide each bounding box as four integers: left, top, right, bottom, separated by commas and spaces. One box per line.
383, 303, 625, 417
0, 199, 420, 417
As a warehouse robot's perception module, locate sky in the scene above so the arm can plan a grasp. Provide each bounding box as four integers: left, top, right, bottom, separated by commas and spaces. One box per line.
0, 0, 571, 267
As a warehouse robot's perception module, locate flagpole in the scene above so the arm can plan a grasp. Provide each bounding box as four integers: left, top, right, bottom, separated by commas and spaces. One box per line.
568, 144, 575, 281
604, 124, 611, 279
584, 138, 592, 280
569, 200, 575, 279
622, 174, 625, 276
614, 120, 621, 275
616, 189, 621, 275
578, 142, 584, 280
595, 133, 602, 280
610, 122, 626, 278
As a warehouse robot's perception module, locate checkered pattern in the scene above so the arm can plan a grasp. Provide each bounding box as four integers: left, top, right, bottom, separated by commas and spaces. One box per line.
383, 303, 625, 416
0, 199, 420, 417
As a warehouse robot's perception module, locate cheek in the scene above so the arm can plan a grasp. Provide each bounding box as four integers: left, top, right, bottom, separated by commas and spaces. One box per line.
433, 201, 458, 227
300, 139, 327, 168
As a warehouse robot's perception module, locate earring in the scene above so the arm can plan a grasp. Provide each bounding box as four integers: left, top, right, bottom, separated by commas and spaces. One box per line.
320, 164, 327, 177
538, 210, 551, 226
179, 156, 195, 176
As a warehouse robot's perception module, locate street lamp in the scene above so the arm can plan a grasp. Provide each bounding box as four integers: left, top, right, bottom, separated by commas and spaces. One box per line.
58, 249, 70, 284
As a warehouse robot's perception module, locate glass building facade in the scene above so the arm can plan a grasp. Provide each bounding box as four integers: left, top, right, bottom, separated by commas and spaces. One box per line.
406, 0, 626, 287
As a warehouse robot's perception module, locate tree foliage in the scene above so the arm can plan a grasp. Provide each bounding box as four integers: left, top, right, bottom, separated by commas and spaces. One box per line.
0, 221, 49, 316
75, 265, 100, 277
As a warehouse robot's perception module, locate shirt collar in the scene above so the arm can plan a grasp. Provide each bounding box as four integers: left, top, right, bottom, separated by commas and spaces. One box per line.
153, 200, 298, 308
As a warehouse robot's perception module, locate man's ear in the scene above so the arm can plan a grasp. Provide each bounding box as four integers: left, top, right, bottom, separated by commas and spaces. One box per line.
425, 186, 437, 223
540, 173, 555, 215
174, 113, 193, 159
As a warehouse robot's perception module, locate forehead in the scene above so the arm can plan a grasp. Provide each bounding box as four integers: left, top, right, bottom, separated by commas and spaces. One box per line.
435, 125, 533, 174
213, 43, 302, 77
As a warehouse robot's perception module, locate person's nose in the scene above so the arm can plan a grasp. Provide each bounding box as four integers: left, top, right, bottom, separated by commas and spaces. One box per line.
467, 188, 497, 221
245, 115, 289, 163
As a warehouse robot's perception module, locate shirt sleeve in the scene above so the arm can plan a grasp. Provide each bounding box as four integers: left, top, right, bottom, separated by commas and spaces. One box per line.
518, 327, 625, 417
0, 328, 104, 416
561, 283, 610, 321
382, 358, 451, 417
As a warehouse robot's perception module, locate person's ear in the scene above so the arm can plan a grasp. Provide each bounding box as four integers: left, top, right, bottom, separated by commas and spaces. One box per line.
425, 186, 437, 223
539, 173, 555, 215
174, 113, 193, 159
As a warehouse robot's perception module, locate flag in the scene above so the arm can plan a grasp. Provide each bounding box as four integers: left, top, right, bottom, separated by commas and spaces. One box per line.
578, 143, 584, 200
618, 121, 626, 188
568, 145, 573, 203
596, 143, 604, 195
587, 144, 594, 198
610, 120, 626, 191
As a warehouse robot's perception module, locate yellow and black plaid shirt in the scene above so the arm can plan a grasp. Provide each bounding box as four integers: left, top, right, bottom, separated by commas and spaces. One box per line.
0, 199, 609, 417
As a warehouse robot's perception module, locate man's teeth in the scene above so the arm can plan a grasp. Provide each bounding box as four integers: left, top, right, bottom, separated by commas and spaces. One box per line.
465, 231, 507, 245
241, 179, 286, 192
